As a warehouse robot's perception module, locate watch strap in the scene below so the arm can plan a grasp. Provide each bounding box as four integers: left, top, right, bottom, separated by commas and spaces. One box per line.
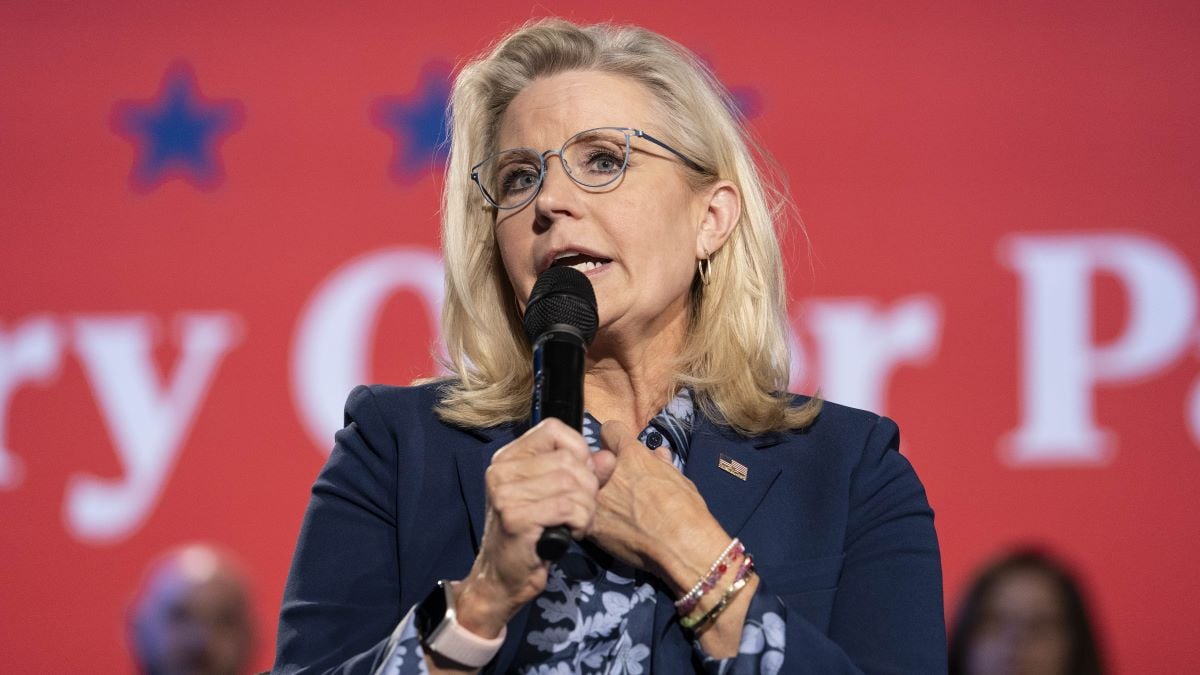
423, 580, 506, 668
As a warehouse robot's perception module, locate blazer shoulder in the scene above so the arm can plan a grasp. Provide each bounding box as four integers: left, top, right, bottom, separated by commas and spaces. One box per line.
781, 393, 902, 464
343, 380, 501, 445
788, 393, 892, 436
347, 380, 445, 415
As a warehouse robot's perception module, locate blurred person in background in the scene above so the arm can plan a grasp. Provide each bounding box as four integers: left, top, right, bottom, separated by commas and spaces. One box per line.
949, 548, 1104, 675
128, 543, 256, 675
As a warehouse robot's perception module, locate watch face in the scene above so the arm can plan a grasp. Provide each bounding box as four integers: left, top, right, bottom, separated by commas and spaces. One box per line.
415, 581, 448, 640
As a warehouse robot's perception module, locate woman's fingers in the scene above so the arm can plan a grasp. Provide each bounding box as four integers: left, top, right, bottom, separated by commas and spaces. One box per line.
488, 481, 595, 545
489, 456, 597, 507
486, 448, 598, 495
467, 420, 600, 619
497, 491, 595, 539
485, 428, 600, 542
598, 420, 634, 456
485, 419, 598, 535
495, 417, 590, 463
591, 449, 617, 485
599, 420, 674, 468
588, 419, 714, 572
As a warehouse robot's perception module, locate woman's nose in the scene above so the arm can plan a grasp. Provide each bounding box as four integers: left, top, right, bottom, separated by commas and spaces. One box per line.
533, 157, 581, 224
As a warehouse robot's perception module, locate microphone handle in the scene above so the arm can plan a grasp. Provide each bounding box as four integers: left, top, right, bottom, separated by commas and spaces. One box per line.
531, 333, 585, 561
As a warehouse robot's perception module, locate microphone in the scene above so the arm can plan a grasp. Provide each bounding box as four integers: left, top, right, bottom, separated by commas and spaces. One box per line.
523, 266, 598, 561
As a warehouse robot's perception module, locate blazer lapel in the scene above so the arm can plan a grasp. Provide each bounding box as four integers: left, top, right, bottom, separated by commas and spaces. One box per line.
684, 415, 785, 539
454, 429, 514, 549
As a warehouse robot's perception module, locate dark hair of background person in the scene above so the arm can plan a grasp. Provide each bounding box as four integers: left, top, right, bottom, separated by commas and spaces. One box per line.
948, 548, 1104, 675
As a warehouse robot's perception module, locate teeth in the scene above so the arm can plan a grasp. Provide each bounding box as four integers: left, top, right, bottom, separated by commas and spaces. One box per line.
570, 261, 602, 273
555, 250, 581, 261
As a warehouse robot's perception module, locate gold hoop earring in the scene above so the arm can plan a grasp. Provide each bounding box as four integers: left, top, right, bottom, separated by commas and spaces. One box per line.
697, 246, 712, 286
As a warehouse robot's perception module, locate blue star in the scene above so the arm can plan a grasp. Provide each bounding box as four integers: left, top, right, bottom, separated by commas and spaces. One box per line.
371, 62, 452, 184
730, 86, 764, 120
696, 52, 764, 120
111, 61, 244, 192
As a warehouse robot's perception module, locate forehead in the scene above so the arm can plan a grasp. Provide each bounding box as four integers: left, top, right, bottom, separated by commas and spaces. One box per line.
498, 70, 662, 149
986, 569, 1065, 614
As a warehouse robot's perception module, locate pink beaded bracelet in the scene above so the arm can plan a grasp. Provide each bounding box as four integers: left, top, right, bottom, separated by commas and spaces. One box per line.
680, 558, 757, 633
731, 551, 756, 585
675, 538, 745, 615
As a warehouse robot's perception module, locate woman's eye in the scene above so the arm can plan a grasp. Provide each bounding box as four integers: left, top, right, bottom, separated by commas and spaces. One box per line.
586, 152, 622, 174
500, 167, 540, 195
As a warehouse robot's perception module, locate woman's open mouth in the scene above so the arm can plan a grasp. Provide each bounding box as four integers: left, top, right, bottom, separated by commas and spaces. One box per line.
550, 253, 612, 276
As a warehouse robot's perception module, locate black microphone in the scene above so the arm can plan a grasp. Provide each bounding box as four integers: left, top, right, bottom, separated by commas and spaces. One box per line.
523, 266, 598, 561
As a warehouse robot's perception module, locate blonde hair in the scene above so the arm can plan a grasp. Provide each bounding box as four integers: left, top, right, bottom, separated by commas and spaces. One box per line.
433, 18, 820, 435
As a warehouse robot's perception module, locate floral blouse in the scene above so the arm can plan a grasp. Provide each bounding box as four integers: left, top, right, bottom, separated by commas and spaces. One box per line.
378, 390, 787, 675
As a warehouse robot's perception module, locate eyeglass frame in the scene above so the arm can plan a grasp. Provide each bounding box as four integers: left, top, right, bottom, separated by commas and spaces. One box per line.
470, 127, 707, 210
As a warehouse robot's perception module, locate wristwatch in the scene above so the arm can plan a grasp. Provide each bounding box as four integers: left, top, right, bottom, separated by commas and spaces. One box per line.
414, 580, 506, 667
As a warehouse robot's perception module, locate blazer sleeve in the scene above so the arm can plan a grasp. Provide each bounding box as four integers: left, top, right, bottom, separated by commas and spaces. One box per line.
780, 415, 947, 674
273, 385, 404, 674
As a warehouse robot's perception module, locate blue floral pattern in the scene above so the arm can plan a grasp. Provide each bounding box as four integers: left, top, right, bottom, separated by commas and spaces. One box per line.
376, 390, 787, 674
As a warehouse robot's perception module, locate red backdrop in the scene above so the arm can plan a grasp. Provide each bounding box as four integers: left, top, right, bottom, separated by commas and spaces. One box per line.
3, 1, 1199, 671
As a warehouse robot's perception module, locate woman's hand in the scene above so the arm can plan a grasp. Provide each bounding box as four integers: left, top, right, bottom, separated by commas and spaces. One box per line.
454, 418, 598, 638
589, 421, 757, 659
588, 421, 732, 596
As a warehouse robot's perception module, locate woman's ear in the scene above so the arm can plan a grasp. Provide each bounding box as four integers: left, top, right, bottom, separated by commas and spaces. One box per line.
695, 180, 740, 259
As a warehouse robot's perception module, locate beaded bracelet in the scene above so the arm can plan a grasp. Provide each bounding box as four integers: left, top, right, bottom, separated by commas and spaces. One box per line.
680, 561, 757, 634
729, 551, 756, 586
674, 538, 744, 615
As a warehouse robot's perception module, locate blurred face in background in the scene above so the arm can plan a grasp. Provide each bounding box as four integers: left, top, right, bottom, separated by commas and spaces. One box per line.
131, 546, 254, 675
966, 568, 1072, 675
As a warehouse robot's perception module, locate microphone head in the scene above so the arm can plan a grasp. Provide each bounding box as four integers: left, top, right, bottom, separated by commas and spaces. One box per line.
523, 266, 598, 346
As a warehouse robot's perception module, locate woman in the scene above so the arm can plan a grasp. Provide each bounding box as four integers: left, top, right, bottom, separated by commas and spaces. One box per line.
274, 19, 944, 674
948, 549, 1104, 675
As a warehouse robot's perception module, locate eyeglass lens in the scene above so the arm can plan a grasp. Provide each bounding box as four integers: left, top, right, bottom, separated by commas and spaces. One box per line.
476, 128, 630, 209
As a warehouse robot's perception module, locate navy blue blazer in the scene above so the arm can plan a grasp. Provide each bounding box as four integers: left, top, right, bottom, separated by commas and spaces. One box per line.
274, 383, 946, 673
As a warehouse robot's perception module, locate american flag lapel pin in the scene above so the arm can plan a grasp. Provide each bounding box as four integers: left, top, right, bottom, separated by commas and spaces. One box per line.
717, 453, 749, 481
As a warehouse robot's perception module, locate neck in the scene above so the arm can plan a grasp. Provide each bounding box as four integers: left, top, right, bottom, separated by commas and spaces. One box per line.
583, 304, 689, 430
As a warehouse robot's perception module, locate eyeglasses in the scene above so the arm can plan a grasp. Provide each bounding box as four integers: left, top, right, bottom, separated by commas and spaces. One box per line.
470, 127, 706, 210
